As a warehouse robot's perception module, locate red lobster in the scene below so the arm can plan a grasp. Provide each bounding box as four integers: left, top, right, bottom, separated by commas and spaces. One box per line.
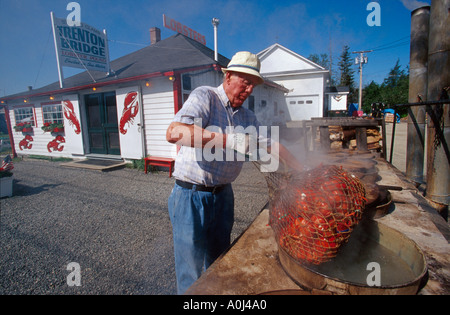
47, 136, 65, 153
119, 91, 139, 135
63, 100, 81, 135
19, 135, 33, 150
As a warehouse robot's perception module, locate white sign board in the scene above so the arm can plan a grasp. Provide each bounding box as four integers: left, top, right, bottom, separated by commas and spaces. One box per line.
51, 15, 110, 73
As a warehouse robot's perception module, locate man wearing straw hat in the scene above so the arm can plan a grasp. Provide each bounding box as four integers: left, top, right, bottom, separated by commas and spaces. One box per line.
166, 51, 301, 294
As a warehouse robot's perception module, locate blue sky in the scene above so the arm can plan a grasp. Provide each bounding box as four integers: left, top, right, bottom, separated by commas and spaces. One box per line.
0, 0, 431, 96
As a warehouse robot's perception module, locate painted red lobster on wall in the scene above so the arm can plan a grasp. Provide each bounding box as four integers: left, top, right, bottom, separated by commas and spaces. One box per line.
47, 135, 65, 153
119, 91, 139, 135
19, 134, 33, 150
62, 100, 81, 134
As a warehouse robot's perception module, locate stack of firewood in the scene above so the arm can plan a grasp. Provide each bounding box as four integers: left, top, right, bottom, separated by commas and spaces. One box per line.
325, 126, 382, 151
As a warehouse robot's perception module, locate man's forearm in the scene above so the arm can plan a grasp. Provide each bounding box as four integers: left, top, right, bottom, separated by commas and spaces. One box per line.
166, 122, 226, 148
167, 122, 303, 171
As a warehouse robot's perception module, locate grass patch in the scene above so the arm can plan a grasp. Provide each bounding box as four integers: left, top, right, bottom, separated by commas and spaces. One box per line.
126, 158, 146, 171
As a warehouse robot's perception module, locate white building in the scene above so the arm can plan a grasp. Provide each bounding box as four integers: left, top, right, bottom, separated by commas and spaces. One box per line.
326, 86, 350, 112
0, 32, 287, 161
257, 43, 350, 124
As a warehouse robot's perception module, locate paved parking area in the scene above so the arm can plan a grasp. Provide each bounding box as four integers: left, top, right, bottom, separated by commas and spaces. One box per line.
0, 158, 268, 294
384, 122, 408, 173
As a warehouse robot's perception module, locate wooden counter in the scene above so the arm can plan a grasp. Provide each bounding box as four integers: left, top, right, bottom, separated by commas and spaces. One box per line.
186, 158, 450, 295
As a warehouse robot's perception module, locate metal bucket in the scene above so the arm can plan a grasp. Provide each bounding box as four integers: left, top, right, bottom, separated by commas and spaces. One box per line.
279, 219, 428, 295
365, 188, 393, 219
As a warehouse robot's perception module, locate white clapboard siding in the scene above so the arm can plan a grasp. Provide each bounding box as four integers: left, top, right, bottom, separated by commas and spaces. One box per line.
9, 101, 72, 158
142, 78, 177, 158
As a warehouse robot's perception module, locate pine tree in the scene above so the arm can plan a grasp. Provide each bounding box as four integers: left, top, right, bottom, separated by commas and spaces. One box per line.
380, 59, 409, 116
308, 53, 337, 86
338, 45, 356, 104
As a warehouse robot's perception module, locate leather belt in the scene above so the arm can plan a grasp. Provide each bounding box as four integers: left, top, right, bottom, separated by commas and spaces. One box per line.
176, 180, 227, 194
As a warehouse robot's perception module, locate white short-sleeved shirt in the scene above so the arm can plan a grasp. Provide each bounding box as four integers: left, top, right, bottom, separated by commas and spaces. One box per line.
172, 84, 264, 186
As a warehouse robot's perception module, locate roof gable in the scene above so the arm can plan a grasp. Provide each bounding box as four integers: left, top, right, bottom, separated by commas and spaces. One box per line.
258, 43, 326, 75
112, 33, 229, 76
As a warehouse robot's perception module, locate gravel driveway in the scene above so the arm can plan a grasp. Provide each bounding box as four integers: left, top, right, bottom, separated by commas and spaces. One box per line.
0, 158, 268, 295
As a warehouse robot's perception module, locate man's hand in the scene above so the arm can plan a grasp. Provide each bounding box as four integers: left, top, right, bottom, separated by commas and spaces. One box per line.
225, 133, 257, 157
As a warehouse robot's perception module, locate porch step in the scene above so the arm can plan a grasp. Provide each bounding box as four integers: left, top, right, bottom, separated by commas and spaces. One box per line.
85, 154, 124, 161
61, 157, 127, 172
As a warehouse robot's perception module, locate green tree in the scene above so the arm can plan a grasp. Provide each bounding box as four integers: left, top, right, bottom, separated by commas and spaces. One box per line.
362, 60, 409, 117
338, 45, 356, 103
362, 80, 381, 113
308, 53, 329, 69
383, 59, 405, 87
308, 53, 337, 86
380, 60, 409, 116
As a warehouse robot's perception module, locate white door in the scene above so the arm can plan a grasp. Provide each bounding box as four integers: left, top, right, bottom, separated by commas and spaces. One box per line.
116, 86, 144, 159
62, 94, 84, 155
286, 95, 320, 121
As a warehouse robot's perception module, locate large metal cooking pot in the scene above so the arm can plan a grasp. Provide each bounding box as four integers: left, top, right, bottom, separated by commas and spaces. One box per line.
278, 219, 428, 295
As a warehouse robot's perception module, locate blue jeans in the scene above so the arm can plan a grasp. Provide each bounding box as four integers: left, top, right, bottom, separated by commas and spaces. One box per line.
168, 182, 234, 294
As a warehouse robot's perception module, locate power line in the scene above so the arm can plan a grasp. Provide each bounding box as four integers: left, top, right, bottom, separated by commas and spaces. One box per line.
33, 28, 53, 89
368, 36, 410, 52
107, 39, 147, 47
372, 41, 410, 52
351, 37, 410, 85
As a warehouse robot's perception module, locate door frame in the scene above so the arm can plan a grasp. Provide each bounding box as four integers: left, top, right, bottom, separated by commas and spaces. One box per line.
84, 91, 121, 155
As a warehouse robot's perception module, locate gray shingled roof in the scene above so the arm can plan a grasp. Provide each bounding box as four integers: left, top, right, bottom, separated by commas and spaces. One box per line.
2, 33, 230, 100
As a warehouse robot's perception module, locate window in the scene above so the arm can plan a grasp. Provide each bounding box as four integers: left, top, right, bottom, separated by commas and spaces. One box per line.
298, 101, 304, 104
14, 107, 35, 126
182, 75, 192, 91
306, 100, 313, 104
42, 104, 64, 124
261, 100, 267, 108
182, 74, 192, 104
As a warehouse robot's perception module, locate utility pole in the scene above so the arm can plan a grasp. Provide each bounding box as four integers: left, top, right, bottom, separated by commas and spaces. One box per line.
353, 50, 372, 112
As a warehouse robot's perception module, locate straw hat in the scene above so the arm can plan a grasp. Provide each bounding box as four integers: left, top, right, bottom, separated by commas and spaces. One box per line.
222, 51, 264, 85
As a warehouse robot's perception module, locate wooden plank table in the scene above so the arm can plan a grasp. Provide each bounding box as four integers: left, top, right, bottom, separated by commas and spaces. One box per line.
185, 158, 450, 295
287, 118, 384, 153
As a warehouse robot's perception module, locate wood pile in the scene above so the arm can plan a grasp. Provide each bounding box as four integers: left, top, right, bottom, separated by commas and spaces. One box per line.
384, 113, 396, 123
325, 126, 382, 151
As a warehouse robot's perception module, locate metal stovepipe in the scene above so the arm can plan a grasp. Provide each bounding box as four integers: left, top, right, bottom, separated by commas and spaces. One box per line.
406, 6, 430, 185
426, 0, 450, 207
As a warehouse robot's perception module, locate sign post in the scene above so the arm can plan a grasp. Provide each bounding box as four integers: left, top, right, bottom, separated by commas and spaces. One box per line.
51, 12, 65, 88
103, 29, 112, 75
